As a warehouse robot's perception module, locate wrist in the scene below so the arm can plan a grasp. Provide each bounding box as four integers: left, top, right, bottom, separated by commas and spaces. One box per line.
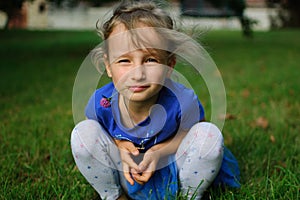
113, 138, 121, 146
149, 143, 165, 157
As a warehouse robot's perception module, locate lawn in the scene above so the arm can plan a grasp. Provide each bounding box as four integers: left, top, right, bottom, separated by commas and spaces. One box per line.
0, 29, 299, 199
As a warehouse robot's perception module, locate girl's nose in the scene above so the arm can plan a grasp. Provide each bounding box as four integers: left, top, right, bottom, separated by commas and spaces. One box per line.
132, 65, 146, 81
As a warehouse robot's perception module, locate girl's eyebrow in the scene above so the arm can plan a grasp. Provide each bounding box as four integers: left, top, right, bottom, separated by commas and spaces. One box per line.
148, 50, 169, 60
144, 49, 165, 56
109, 48, 167, 63
109, 51, 130, 61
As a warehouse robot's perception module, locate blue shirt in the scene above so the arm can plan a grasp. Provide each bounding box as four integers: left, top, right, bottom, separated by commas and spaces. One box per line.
85, 79, 205, 151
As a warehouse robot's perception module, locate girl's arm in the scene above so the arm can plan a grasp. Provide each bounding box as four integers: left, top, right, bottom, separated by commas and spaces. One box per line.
149, 129, 188, 157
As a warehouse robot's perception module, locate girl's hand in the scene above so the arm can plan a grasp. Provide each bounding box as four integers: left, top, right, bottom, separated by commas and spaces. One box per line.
131, 148, 160, 185
114, 140, 139, 185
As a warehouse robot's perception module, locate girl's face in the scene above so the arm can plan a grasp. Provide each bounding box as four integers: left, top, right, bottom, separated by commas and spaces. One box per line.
105, 23, 176, 103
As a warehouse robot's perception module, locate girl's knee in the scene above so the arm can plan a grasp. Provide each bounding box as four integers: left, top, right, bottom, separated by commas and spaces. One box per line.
192, 122, 222, 136
190, 122, 224, 160
70, 119, 102, 157
72, 119, 102, 137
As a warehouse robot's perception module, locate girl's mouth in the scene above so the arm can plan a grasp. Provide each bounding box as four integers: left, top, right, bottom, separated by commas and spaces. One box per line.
129, 85, 149, 92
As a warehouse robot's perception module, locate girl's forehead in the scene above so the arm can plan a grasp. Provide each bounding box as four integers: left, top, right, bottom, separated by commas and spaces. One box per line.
106, 24, 169, 59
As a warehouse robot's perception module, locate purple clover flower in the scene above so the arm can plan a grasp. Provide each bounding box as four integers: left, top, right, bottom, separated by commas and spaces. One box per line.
100, 96, 111, 108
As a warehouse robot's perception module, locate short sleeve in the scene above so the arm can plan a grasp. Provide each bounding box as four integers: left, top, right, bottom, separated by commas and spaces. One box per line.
85, 92, 98, 120
179, 89, 205, 131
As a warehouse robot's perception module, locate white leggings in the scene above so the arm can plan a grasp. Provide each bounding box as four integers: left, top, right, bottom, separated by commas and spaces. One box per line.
71, 119, 223, 200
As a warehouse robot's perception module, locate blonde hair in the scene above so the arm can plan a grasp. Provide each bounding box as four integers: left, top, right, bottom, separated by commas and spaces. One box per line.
98, 0, 174, 40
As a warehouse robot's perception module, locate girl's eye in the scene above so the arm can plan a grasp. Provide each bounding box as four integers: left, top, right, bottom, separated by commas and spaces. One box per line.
117, 59, 130, 63
145, 58, 158, 63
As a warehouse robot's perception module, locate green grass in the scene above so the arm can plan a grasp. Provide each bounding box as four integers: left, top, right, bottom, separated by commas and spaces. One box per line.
0, 29, 299, 199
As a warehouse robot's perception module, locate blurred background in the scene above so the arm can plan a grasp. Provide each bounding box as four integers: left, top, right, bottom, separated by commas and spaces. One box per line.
1, 0, 300, 33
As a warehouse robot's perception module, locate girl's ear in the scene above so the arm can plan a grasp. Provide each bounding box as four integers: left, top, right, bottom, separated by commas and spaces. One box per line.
167, 55, 176, 77
104, 54, 112, 78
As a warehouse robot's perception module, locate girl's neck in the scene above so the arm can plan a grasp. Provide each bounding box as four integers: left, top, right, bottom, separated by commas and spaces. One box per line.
119, 94, 159, 127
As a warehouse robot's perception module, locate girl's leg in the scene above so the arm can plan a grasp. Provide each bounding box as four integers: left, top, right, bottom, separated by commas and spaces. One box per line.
70, 119, 128, 200
176, 122, 224, 199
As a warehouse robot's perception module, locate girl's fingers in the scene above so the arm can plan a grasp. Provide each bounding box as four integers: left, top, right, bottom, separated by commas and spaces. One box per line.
122, 152, 139, 170
123, 163, 135, 185
132, 177, 144, 185
132, 171, 153, 183
138, 151, 157, 172
124, 171, 135, 186
127, 143, 139, 156
120, 150, 139, 185
117, 140, 139, 156
138, 159, 149, 172
130, 168, 146, 185
121, 146, 139, 171
133, 160, 156, 184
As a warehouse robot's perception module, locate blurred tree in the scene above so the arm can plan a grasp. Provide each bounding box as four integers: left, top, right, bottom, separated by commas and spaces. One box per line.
268, 0, 300, 28
180, 0, 257, 37
209, 0, 257, 37
48, 0, 117, 7
48, 0, 77, 7
0, 0, 29, 29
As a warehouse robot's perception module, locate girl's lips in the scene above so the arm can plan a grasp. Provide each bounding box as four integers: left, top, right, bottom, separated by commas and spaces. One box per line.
129, 85, 149, 92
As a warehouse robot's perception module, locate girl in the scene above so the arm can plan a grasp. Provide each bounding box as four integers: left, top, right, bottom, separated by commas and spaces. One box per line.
71, 1, 240, 199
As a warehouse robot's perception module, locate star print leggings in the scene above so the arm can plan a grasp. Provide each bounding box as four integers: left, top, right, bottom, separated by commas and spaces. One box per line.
71, 119, 223, 200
